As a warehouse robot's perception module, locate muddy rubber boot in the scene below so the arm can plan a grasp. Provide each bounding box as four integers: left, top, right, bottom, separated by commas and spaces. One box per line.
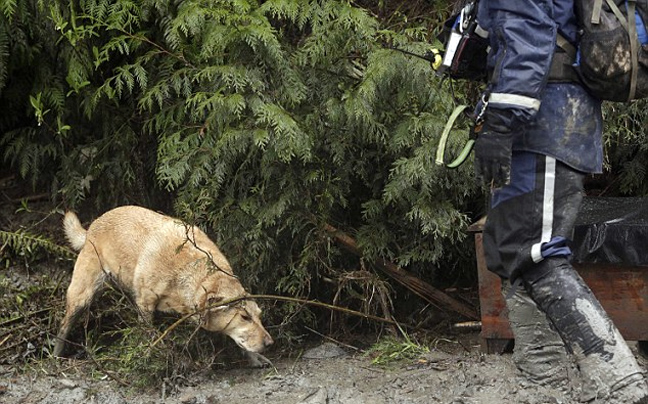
503, 283, 573, 390
521, 257, 648, 404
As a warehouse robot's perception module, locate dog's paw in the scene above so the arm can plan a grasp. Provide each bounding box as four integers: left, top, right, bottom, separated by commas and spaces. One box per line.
246, 351, 273, 368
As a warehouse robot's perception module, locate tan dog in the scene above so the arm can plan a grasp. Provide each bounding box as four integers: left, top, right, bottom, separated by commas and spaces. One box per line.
53, 205, 273, 364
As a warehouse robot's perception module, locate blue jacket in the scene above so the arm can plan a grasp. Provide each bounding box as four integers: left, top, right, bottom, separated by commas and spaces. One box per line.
478, 0, 603, 173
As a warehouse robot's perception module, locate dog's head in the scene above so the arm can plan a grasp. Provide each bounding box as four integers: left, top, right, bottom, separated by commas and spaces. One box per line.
203, 298, 273, 353
196, 278, 273, 353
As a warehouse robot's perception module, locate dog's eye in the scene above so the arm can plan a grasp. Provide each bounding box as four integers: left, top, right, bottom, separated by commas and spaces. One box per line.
240, 314, 252, 322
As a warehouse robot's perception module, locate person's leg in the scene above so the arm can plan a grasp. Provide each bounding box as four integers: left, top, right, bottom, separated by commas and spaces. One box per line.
523, 257, 647, 403
503, 282, 572, 389
485, 153, 648, 403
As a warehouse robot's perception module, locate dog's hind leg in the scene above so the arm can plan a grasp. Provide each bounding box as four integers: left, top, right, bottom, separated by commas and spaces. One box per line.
53, 248, 105, 357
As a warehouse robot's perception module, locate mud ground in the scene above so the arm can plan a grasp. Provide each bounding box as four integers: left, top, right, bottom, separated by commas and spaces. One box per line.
2, 203, 646, 404
5, 335, 644, 404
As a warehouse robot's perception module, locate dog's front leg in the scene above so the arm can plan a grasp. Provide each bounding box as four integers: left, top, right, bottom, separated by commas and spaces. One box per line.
133, 287, 160, 326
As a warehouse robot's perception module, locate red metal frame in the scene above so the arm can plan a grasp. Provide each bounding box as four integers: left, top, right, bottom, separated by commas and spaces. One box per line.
470, 221, 648, 353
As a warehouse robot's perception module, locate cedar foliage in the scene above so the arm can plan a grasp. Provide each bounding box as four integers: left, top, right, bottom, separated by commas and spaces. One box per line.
601, 100, 648, 195
1, 0, 479, 310
3, 0, 647, 316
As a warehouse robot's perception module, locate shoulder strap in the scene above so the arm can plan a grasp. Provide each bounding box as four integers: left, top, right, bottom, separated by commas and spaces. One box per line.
626, 0, 639, 100
602, 0, 638, 100
592, 0, 604, 23
556, 34, 577, 59
606, 0, 630, 29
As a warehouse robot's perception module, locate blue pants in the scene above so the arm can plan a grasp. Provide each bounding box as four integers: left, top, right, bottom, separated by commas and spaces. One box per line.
483, 151, 583, 281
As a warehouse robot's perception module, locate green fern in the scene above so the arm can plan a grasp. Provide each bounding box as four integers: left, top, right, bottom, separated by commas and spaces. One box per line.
0, 229, 75, 261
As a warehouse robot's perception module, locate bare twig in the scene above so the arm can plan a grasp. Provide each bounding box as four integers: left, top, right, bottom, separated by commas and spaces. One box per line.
0, 334, 11, 348
150, 294, 406, 349
0, 307, 55, 328
9, 193, 50, 203
180, 222, 236, 279
303, 326, 362, 352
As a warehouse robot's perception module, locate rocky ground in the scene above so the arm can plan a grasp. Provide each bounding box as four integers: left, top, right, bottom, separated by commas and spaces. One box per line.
4, 335, 637, 404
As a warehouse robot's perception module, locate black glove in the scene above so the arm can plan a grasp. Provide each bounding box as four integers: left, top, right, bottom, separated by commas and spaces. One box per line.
474, 109, 515, 189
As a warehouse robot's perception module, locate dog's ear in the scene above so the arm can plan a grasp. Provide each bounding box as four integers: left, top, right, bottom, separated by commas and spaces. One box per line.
196, 285, 222, 310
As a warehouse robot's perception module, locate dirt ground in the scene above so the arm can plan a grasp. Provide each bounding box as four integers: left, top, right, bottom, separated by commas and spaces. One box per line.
2, 201, 647, 404
4, 334, 644, 404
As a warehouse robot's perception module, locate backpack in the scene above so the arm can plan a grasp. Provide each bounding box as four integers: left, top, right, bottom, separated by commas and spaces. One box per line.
568, 0, 648, 101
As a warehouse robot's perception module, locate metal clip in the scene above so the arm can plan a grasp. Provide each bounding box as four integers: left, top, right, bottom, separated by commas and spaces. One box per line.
471, 92, 490, 135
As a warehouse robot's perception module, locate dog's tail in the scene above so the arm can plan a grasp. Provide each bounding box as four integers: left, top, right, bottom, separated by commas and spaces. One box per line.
63, 211, 87, 251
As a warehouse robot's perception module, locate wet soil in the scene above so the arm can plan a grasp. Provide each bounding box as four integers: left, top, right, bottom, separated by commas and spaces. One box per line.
2, 199, 646, 404
3, 335, 631, 404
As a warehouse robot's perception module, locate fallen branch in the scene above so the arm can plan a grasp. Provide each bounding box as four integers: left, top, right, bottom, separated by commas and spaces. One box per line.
304, 325, 361, 352
323, 224, 479, 320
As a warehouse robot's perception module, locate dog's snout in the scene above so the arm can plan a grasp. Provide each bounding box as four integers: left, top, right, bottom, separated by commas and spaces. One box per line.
264, 332, 274, 348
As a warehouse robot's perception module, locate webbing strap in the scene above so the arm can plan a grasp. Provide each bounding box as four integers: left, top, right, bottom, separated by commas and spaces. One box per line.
593, 0, 604, 23
626, 0, 639, 100
605, 0, 629, 29
548, 51, 579, 82
556, 35, 577, 59
604, 0, 637, 100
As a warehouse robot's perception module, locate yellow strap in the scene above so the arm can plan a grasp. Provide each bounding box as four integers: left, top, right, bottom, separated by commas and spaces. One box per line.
446, 139, 475, 169
435, 105, 473, 168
